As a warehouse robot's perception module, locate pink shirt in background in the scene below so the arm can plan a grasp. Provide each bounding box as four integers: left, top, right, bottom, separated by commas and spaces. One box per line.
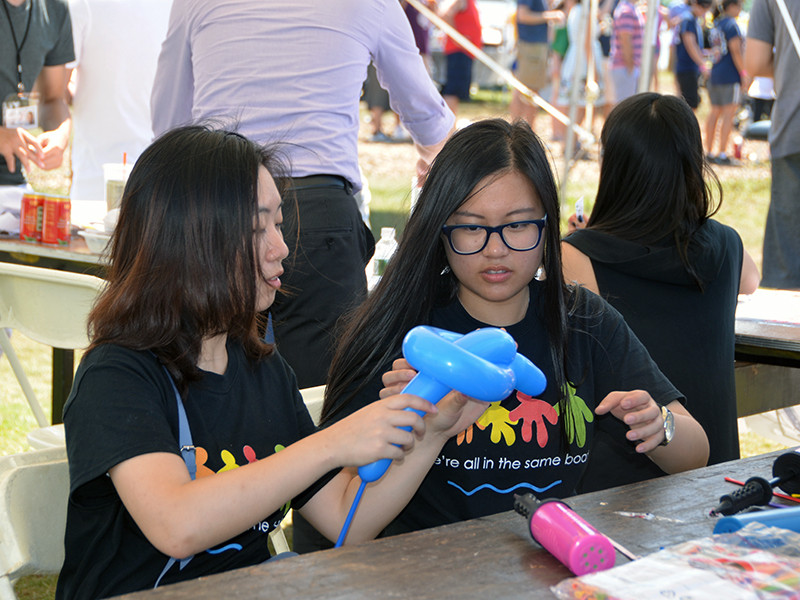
610, 0, 645, 70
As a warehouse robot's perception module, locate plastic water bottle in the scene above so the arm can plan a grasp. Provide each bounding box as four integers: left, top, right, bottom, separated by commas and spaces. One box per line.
410, 176, 421, 213
369, 227, 398, 289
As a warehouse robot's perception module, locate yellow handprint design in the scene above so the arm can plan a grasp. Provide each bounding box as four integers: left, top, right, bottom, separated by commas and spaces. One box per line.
476, 402, 519, 446
554, 383, 593, 448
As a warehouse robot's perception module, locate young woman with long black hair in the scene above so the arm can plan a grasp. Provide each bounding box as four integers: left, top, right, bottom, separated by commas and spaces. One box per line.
55, 125, 486, 600
563, 93, 759, 492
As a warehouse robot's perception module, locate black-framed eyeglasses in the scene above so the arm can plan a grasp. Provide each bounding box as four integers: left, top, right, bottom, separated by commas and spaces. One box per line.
441, 216, 547, 255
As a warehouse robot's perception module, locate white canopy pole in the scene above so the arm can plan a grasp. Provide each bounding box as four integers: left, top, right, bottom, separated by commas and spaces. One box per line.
638, 0, 659, 93
406, 0, 595, 143
560, 0, 593, 214
584, 0, 601, 133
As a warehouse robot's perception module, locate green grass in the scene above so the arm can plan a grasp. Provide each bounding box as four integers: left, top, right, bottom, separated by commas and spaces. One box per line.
0, 333, 53, 455
714, 177, 772, 268
367, 180, 414, 238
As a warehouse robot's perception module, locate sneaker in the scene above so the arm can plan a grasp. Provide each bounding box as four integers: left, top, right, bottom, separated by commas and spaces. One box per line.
705, 153, 718, 164
370, 132, 391, 143
716, 154, 733, 166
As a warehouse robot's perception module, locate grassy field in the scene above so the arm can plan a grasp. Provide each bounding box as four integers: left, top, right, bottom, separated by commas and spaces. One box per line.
1, 73, 790, 599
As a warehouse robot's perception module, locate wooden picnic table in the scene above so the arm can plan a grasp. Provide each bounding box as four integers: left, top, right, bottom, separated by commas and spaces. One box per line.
735, 290, 800, 418
111, 450, 794, 600
735, 289, 800, 368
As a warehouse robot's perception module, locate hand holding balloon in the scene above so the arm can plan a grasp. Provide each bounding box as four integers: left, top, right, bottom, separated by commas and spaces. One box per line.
357, 326, 547, 483
335, 326, 547, 548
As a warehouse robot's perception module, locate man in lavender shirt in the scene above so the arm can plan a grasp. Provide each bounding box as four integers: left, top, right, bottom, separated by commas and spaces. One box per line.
152, 0, 455, 389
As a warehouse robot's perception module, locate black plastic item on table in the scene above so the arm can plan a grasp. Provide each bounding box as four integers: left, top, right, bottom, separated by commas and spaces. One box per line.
710, 448, 800, 516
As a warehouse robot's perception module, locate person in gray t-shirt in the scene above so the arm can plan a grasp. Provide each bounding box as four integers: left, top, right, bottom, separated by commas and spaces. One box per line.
746, 0, 800, 289
1, 0, 73, 187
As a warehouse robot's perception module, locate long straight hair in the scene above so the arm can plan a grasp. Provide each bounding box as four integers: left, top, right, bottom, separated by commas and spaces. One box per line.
88, 125, 288, 396
322, 119, 574, 437
587, 93, 722, 288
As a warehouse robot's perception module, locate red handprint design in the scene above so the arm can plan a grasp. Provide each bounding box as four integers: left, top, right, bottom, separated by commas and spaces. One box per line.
508, 391, 558, 447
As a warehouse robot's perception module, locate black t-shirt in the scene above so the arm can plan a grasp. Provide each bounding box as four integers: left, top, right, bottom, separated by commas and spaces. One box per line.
56, 342, 320, 600
326, 281, 682, 535
565, 219, 743, 492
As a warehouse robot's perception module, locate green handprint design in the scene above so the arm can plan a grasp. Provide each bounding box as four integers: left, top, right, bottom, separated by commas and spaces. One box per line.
476, 402, 519, 446
554, 383, 593, 448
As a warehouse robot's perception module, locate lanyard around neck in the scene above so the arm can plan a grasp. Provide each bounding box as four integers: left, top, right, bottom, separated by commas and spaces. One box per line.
2, 0, 33, 93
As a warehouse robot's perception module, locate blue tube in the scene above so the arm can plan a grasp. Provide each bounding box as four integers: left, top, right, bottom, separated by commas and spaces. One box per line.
334, 479, 368, 548
713, 505, 800, 534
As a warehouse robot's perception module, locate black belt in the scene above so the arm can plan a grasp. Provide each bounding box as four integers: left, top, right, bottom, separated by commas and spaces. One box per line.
283, 175, 352, 194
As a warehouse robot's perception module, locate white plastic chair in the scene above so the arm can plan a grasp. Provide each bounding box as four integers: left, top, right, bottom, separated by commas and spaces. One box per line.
0, 446, 68, 600
268, 384, 325, 554
299, 384, 325, 426
0, 262, 104, 427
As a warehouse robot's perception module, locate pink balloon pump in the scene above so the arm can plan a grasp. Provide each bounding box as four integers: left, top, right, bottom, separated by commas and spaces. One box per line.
514, 493, 616, 576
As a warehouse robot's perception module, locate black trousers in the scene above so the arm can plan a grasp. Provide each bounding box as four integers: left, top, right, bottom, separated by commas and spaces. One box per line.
270, 177, 375, 388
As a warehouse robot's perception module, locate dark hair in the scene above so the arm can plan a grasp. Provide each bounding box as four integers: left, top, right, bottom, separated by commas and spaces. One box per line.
586, 93, 721, 289
712, 0, 740, 19
322, 119, 575, 439
88, 124, 288, 396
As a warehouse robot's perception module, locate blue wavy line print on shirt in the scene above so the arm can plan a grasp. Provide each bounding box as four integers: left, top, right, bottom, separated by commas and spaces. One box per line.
206, 543, 243, 555
447, 480, 562, 496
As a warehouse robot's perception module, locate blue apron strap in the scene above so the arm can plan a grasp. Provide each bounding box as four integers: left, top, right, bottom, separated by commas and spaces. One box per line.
154, 365, 197, 588
174, 389, 197, 481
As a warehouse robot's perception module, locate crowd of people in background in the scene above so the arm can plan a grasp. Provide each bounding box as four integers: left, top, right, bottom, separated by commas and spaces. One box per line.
363, 0, 774, 174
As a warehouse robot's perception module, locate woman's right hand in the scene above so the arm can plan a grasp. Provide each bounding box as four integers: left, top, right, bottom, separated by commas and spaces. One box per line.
322, 393, 436, 467
566, 212, 586, 233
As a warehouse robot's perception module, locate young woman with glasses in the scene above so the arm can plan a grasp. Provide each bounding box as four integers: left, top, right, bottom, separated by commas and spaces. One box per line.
293, 119, 708, 551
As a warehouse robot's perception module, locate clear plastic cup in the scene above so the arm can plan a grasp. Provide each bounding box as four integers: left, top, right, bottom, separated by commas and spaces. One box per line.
103, 163, 132, 211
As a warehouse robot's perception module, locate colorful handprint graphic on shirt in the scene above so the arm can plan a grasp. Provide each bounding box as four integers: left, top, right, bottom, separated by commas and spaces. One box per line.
456, 424, 475, 445
554, 382, 593, 448
508, 391, 558, 447
475, 401, 519, 446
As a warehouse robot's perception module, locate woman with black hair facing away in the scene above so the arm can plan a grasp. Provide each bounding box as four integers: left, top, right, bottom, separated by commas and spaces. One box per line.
563, 93, 759, 494
293, 118, 709, 550
55, 125, 488, 600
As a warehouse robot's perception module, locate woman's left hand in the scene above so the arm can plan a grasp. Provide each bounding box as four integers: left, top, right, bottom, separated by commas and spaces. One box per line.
380, 357, 488, 439
380, 358, 417, 398
595, 390, 664, 453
